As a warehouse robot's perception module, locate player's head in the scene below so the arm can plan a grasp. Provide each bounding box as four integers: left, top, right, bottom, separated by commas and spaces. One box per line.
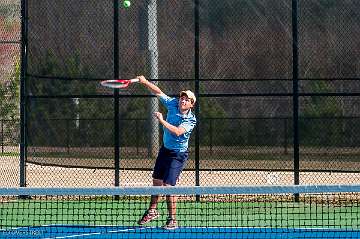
179, 90, 196, 109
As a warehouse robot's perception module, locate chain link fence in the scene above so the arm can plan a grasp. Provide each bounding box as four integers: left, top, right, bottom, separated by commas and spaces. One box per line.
1, 0, 360, 187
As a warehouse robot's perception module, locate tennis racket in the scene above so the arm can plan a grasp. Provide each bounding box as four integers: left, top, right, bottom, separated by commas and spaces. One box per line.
100, 78, 139, 89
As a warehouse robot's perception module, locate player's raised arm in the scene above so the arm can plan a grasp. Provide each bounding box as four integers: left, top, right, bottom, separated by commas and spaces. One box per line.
137, 75, 164, 97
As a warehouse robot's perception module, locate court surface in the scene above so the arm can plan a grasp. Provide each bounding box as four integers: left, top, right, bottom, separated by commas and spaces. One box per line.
1, 225, 360, 238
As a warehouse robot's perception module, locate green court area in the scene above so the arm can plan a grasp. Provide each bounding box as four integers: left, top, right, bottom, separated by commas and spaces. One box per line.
1, 195, 360, 229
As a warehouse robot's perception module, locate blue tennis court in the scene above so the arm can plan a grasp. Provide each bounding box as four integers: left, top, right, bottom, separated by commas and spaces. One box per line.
1, 225, 360, 239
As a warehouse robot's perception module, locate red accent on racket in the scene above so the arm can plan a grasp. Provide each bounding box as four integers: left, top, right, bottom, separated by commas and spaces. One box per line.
100, 78, 139, 89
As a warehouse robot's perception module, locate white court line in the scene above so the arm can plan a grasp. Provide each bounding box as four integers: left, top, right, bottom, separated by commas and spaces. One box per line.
43, 226, 155, 239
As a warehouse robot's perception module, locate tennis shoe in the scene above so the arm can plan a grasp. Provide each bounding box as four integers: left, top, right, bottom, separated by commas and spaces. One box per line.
163, 217, 178, 230
138, 209, 159, 225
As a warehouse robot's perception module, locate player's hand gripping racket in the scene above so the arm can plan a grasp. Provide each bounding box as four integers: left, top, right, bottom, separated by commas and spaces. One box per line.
100, 78, 139, 89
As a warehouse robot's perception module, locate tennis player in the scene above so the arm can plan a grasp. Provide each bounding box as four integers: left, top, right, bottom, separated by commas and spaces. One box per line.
136, 75, 197, 230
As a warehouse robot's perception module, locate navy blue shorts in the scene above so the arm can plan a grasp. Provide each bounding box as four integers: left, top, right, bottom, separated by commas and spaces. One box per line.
152, 146, 189, 186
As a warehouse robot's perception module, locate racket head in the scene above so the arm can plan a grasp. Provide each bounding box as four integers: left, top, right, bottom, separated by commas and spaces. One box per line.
100, 79, 131, 89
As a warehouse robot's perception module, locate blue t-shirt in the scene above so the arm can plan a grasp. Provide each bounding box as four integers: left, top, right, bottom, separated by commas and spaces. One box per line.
159, 94, 197, 152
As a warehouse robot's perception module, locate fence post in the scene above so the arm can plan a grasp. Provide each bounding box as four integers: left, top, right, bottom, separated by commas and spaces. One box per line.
1, 120, 3, 154
66, 119, 70, 155
209, 119, 213, 155
136, 120, 139, 155
113, 0, 120, 188
194, 0, 200, 193
292, 0, 300, 201
284, 118, 288, 155
19, 0, 28, 188
148, 0, 160, 159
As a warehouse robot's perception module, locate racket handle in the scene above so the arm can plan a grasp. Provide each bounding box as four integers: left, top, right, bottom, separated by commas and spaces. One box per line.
130, 78, 140, 83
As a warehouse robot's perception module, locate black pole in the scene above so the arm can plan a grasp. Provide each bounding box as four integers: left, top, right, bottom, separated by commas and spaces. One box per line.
19, 0, 28, 188
66, 119, 70, 155
114, 0, 120, 187
209, 119, 213, 154
1, 120, 3, 154
292, 0, 300, 200
284, 118, 288, 155
194, 0, 200, 198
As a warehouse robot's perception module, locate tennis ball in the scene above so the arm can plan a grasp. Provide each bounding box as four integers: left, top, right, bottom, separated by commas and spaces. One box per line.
123, 0, 131, 8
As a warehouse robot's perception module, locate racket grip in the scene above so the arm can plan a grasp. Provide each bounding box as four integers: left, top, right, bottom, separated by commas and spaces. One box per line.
130, 79, 140, 83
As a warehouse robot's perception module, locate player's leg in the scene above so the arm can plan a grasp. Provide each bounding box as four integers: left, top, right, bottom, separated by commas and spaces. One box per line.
164, 185, 178, 230
137, 178, 163, 225
149, 178, 163, 209
166, 193, 177, 220
163, 150, 189, 229
138, 147, 169, 225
